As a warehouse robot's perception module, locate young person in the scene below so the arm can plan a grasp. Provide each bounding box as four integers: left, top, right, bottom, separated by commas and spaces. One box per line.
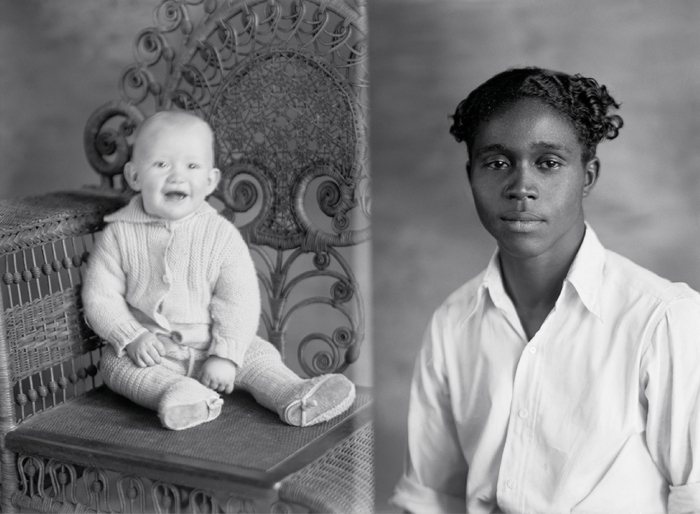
83, 110, 355, 430
391, 68, 700, 513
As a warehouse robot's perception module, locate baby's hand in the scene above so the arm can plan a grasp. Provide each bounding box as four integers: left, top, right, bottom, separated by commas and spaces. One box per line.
125, 332, 166, 368
199, 356, 237, 394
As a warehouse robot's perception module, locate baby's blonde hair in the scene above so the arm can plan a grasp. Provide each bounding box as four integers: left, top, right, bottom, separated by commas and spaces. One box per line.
132, 110, 215, 162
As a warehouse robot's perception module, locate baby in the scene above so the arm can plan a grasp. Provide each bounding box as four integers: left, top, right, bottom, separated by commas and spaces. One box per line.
82, 110, 356, 430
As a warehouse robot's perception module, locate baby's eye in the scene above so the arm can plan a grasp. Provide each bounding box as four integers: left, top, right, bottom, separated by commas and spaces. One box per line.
154, 161, 168, 168
188, 163, 200, 169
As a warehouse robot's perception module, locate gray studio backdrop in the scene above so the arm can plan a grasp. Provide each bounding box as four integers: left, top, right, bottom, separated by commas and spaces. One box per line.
370, 0, 700, 510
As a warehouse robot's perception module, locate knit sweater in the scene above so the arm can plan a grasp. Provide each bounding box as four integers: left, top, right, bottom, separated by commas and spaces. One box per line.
82, 195, 261, 366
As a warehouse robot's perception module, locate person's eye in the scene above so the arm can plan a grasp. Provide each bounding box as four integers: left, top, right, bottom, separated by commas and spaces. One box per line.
538, 159, 562, 170
154, 161, 168, 168
188, 163, 200, 169
485, 159, 509, 170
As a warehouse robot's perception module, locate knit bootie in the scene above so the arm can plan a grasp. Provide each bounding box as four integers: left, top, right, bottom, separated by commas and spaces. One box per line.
235, 336, 356, 427
281, 374, 356, 427
158, 380, 223, 430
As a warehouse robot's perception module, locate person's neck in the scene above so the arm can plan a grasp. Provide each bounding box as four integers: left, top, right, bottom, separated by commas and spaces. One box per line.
498, 228, 585, 340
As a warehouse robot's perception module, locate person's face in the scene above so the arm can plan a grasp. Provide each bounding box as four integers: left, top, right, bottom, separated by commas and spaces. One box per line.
467, 99, 599, 263
125, 121, 220, 221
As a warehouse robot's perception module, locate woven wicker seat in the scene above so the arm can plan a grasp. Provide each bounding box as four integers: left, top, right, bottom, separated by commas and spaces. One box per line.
0, 1, 371, 512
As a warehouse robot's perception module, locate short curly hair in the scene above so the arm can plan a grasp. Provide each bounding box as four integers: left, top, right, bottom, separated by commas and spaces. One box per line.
449, 67, 624, 162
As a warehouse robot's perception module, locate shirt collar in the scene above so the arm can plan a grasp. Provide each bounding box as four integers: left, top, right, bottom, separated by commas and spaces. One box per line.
459, 252, 507, 326
461, 223, 606, 325
104, 195, 216, 225
564, 223, 606, 321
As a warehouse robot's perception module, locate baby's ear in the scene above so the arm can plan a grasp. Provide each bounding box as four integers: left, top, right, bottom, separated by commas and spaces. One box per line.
206, 167, 221, 194
123, 162, 141, 191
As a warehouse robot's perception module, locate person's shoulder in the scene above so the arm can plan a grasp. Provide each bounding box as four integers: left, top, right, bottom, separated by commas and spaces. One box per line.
433, 269, 487, 323
192, 206, 251, 257
195, 206, 244, 235
603, 248, 700, 307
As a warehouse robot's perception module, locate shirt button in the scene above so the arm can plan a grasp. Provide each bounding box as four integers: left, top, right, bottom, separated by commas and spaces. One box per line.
171, 331, 183, 344
518, 409, 528, 419
528, 347, 536, 354
506, 479, 516, 489
163, 274, 170, 284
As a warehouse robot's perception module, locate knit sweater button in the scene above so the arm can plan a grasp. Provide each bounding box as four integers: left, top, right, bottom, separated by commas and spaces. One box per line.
162, 275, 170, 284
171, 331, 183, 344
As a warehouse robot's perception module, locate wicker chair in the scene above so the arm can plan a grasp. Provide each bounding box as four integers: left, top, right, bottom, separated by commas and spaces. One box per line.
0, 1, 372, 512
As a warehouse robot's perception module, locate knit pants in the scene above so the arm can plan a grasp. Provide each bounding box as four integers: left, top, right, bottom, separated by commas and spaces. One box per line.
100, 334, 330, 427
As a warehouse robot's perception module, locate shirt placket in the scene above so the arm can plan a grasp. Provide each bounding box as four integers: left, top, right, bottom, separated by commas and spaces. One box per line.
496, 311, 551, 513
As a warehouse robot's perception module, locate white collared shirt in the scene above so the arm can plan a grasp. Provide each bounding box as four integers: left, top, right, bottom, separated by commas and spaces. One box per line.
392, 226, 700, 514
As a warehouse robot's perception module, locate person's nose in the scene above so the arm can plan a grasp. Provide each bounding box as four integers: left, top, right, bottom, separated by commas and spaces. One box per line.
167, 162, 186, 182
504, 162, 539, 201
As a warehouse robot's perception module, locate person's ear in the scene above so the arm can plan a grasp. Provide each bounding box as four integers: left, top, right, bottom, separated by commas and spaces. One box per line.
582, 157, 600, 197
206, 168, 221, 195
124, 162, 142, 191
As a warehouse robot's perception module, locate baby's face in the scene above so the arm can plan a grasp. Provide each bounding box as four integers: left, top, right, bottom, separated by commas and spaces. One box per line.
126, 120, 220, 221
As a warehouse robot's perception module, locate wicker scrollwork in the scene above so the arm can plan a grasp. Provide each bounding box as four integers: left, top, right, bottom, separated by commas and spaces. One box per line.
117, 475, 148, 513
84, 101, 145, 189
47, 460, 79, 505
189, 488, 221, 513
10, 453, 292, 513
17, 455, 45, 500
227, 497, 257, 513
253, 244, 364, 374
153, 481, 183, 513
83, 467, 111, 512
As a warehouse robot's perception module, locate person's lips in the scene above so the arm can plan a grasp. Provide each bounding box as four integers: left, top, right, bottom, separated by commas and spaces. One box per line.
164, 190, 188, 201
501, 212, 544, 222
500, 212, 544, 232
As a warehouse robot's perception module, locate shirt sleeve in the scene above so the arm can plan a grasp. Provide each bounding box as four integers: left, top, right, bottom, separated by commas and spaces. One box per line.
391, 309, 468, 514
207, 226, 261, 367
82, 225, 148, 356
641, 294, 700, 514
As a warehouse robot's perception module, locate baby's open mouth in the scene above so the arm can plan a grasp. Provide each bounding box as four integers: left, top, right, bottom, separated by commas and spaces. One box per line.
164, 191, 187, 201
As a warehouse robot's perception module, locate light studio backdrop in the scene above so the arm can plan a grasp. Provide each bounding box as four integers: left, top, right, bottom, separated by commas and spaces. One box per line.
369, 0, 700, 510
